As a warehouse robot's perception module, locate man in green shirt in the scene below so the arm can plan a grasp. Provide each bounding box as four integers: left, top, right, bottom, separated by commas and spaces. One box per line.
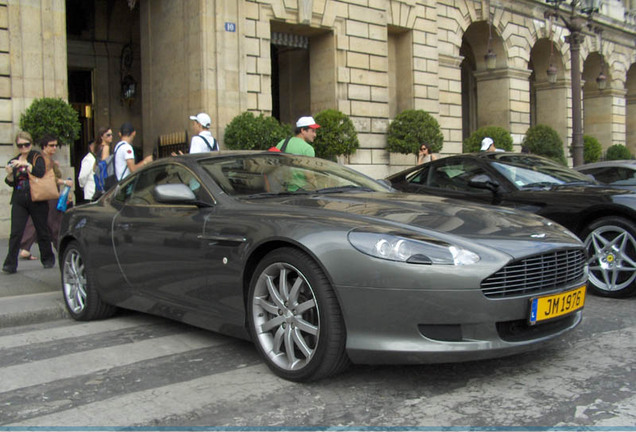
276, 116, 320, 156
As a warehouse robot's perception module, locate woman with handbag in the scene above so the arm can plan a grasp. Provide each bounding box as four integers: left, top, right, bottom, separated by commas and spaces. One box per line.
18, 134, 72, 259
2, 131, 55, 274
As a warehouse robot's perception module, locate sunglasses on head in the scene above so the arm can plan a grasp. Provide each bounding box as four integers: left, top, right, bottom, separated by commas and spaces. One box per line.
16, 143, 31, 149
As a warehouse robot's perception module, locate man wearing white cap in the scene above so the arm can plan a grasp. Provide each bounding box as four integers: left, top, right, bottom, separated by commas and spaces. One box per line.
274, 116, 320, 156
188, 112, 218, 153
480, 137, 496, 152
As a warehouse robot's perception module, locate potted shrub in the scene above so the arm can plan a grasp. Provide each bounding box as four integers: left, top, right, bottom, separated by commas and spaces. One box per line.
19, 98, 80, 146
462, 126, 513, 153
583, 135, 603, 164
313, 109, 359, 161
224, 112, 291, 150
605, 144, 633, 160
387, 110, 443, 160
523, 124, 567, 165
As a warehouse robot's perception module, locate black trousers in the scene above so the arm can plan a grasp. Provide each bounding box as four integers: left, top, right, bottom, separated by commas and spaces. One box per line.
3, 192, 55, 271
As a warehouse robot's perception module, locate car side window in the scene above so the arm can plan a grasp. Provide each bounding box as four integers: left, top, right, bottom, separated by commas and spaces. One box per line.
428, 159, 486, 191
406, 166, 430, 185
127, 164, 208, 205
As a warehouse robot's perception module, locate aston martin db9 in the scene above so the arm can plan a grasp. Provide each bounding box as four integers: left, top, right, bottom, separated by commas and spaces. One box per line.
59, 152, 587, 381
386, 152, 636, 298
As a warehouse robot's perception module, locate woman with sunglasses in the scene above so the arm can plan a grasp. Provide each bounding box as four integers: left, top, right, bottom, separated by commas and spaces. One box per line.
95, 126, 113, 163
2, 131, 55, 273
417, 143, 438, 165
18, 135, 73, 260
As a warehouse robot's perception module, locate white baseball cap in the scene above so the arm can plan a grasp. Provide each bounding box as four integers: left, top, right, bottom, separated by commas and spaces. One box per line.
296, 116, 320, 129
189, 113, 212, 128
480, 137, 494, 151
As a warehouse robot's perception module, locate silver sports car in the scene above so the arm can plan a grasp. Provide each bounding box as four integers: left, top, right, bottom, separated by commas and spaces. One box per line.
59, 152, 587, 381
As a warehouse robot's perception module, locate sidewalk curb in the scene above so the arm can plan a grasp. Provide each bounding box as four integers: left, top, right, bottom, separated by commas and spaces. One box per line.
0, 291, 68, 328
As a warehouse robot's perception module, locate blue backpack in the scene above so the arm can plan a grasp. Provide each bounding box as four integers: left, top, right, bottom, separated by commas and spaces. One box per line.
93, 142, 127, 199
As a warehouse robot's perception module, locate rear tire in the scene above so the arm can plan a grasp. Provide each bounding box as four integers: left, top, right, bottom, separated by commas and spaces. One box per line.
247, 247, 350, 381
582, 216, 636, 298
61, 240, 117, 320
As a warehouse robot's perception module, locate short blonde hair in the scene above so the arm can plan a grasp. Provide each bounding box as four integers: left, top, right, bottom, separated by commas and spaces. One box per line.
15, 131, 33, 145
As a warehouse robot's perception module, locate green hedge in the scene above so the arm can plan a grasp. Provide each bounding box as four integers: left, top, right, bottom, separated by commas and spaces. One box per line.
313, 109, 359, 160
462, 126, 513, 152
522, 124, 566, 165
583, 135, 603, 164
387, 110, 443, 155
223, 112, 291, 150
605, 144, 633, 160
19, 98, 80, 146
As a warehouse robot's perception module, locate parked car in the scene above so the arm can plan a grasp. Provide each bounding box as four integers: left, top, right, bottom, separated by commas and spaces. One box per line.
59, 152, 587, 382
575, 160, 636, 191
386, 152, 636, 298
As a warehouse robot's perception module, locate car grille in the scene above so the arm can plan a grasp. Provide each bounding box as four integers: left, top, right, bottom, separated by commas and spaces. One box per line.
481, 249, 586, 298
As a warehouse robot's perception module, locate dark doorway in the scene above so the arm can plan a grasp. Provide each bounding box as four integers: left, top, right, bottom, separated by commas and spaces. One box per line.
68, 69, 93, 203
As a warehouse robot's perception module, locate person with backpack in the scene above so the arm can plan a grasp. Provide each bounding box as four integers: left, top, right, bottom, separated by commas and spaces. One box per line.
188, 112, 218, 153
273, 116, 319, 156
114, 122, 153, 181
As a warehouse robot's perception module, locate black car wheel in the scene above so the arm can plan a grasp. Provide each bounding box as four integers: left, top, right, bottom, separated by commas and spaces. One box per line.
61, 240, 117, 320
583, 217, 636, 298
247, 247, 350, 382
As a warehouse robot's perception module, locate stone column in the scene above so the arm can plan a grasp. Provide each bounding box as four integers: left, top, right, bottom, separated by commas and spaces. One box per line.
438, 54, 463, 154
584, 87, 627, 149
474, 67, 531, 147
535, 79, 569, 148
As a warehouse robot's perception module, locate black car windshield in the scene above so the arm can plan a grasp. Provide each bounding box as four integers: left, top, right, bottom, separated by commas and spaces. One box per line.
488, 154, 595, 189
199, 153, 390, 197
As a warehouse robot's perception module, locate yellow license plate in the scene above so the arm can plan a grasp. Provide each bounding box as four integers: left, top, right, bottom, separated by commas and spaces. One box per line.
529, 285, 586, 325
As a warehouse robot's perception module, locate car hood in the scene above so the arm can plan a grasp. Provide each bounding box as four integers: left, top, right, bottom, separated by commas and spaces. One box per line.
248, 191, 582, 255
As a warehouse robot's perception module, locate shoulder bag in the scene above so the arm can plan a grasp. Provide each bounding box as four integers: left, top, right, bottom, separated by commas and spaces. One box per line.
29, 155, 60, 202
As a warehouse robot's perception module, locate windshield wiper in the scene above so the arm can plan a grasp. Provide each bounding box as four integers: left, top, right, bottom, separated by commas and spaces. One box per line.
520, 182, 557, 190
314, 185, 375, 194
241, 190, 311, 199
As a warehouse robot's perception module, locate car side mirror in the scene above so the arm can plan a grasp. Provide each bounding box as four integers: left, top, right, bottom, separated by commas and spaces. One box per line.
469, 174, 500, 192
153, 183, 198, 205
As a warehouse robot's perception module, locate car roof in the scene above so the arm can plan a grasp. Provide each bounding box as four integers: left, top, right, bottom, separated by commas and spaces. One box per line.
575, 160, 636, 170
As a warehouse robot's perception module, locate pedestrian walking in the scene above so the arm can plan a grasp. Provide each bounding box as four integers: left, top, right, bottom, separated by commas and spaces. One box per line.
188, 113, 218, 153
274, 116, 319, 156
114, 122, 153, 181
78, 139, 97, 203
2, 131, 55, 274
19, 135, 73, 257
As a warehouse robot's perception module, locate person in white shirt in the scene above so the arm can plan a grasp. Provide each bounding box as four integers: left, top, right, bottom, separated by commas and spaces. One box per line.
114, 122, 153, 181
77, 140, 96, 202
188, 112, 218, 153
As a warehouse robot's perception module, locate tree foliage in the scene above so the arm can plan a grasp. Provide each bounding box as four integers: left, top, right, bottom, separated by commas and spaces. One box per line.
605, 144, 633, 160
19, 98, 80, 146
386, 110, 443, 155
522, 124, 566, 165
583, 135, 603, 164
462, 126, 513, 153
223, 112, 291, 150
313, 109, 359, 160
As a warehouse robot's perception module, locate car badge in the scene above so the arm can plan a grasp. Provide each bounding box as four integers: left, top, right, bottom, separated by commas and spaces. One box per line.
530, 233, 547, 238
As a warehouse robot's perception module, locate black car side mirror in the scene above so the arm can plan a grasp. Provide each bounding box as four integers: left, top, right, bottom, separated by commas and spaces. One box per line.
469, 174, 500, 193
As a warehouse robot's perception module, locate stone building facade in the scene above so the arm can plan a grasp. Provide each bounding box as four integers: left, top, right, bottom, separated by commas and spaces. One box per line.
1, 0, 636, 236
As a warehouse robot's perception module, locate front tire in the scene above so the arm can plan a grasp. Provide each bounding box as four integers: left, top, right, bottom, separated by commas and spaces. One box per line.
582, 216, 636, 298
61, 240, 117, 320
247, 247, 350, 382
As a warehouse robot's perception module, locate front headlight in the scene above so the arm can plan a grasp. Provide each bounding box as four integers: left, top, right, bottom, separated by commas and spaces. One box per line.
348, 231, 480, 265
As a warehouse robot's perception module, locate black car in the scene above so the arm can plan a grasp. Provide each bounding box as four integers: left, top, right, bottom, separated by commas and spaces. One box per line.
386, 152, 636, 298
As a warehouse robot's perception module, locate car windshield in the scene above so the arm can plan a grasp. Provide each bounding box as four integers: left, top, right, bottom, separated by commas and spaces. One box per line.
488, 154, 595, 189
199, 153, 390, 197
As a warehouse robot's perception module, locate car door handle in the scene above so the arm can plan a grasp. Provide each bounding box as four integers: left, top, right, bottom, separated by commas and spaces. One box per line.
116, 223, 133, 231
198, 234, 247, 243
